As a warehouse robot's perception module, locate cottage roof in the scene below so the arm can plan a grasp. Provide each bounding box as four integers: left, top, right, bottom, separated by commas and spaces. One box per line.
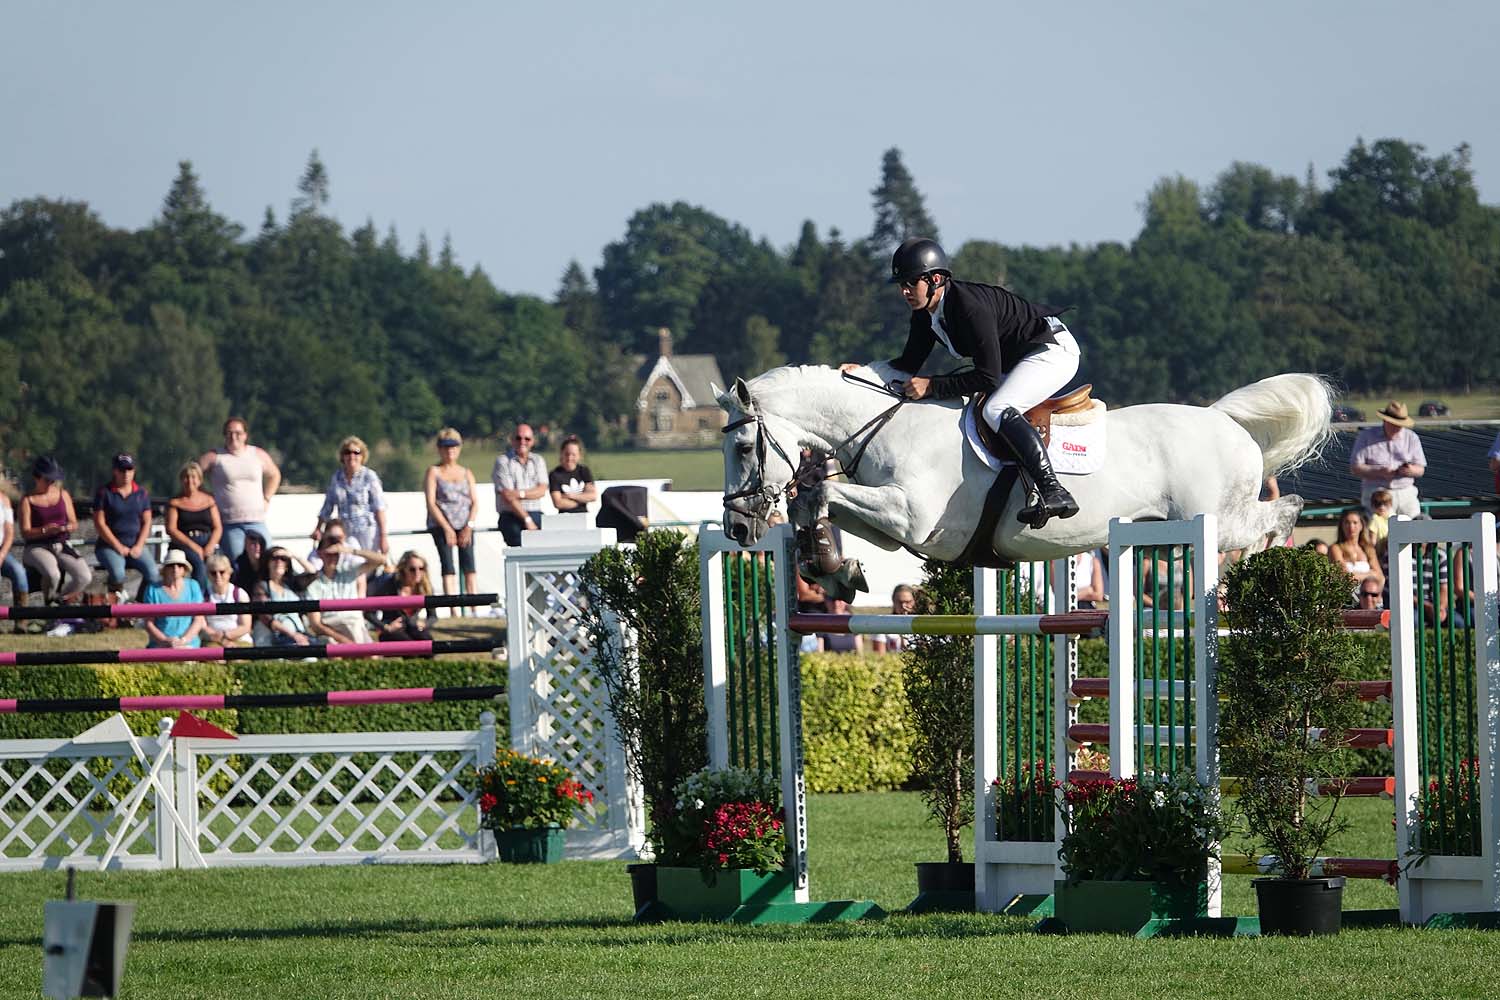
635, 353, 727, 410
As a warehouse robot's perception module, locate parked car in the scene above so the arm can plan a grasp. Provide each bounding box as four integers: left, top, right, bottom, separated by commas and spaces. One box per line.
1330, 404, 1365, 423
1418, 400, 1449, 417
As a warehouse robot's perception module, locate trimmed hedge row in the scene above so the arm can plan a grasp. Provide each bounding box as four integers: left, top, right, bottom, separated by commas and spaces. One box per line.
0, 632, 1401, 792
0, 658, 508, 742
800, 652, 912, 793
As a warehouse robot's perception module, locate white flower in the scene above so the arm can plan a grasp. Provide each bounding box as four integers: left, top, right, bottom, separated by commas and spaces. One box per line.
1153, 790, 1167, 808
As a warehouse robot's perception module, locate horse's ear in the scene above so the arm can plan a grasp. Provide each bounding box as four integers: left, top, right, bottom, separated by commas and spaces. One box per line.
733, 377, 753, 408
712, 382, 734, 411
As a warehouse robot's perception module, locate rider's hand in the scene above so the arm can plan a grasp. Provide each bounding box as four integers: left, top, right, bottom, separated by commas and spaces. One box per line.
838, 363, 863, 374
903, 376, 931, 400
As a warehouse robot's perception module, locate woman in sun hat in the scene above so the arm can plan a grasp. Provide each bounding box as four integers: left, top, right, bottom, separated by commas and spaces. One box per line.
1347, 400, 1426, 518
143, 548, 207, 649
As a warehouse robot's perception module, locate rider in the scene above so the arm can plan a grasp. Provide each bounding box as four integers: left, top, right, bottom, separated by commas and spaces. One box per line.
841, 236, 1081, 527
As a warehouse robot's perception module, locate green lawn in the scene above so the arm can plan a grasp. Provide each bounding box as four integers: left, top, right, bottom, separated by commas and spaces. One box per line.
1337, 387, 1500, 422
1, 792, 1492, 1000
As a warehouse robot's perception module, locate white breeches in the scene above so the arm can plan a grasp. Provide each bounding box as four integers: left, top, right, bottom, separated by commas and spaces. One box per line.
981, 321, 1082, 432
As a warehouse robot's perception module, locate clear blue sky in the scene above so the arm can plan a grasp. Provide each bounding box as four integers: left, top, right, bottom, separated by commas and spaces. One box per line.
4, 1, 1496, 298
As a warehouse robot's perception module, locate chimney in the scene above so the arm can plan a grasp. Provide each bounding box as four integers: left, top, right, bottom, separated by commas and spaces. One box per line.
657, 327, 672, 358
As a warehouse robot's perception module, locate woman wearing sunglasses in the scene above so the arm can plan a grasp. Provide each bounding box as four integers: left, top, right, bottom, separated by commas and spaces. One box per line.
312, 435, 388, 555
372, 550, 434, 642
839, 236, 1082, 528
251, 545, 315, 647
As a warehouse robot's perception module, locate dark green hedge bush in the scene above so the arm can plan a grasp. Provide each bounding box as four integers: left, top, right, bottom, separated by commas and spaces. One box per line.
0, 658, 506, 741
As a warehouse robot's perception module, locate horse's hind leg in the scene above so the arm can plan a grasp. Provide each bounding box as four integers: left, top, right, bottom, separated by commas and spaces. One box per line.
1217, 495, 1304, 553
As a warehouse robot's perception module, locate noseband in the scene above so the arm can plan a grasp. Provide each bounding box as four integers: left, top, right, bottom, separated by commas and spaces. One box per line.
721, 411, 806, 527
722, 375, 909, 528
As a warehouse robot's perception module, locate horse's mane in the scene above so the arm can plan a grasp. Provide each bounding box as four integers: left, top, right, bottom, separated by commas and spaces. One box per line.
745, 364, 843, 398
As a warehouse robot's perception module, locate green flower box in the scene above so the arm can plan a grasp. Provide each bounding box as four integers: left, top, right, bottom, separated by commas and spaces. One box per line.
492, 826, 565, 864
1052, 879, 1208, 934
655, 866, 795, 921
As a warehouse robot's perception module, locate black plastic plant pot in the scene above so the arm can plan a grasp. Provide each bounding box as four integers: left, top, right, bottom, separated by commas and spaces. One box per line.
627, 862, 659, 913
907, 861, 976, 913
1253, 877, 1345, 936
915, 861, 975, 893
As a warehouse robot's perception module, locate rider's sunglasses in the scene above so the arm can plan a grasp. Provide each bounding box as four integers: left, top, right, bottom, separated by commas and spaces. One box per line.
898, 276, 925, 290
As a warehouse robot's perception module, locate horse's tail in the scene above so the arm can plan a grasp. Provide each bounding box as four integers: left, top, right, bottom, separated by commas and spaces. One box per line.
1209, 373, 1334, 478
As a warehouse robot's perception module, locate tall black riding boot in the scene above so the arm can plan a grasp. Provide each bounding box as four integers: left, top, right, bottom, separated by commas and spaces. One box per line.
994, 407, 1080, 528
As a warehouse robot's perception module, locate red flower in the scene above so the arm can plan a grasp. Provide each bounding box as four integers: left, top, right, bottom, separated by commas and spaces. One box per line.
479, 793, 497, 813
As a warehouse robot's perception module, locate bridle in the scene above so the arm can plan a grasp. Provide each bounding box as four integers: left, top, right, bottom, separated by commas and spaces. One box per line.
721, 373, 908, 531
721, 409, 811, 530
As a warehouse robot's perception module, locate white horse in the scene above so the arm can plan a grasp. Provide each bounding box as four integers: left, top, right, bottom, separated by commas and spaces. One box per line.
717, 363, 1332, 566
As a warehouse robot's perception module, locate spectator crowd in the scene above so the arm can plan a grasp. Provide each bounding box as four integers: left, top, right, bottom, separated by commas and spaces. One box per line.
1, 398, 1493, 646
0, 417, 598, 645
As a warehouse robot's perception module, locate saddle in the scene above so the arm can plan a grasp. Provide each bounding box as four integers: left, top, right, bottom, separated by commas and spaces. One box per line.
975, 383, 1095, 456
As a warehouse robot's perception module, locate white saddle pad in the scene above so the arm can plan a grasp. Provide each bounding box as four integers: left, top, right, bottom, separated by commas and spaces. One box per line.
964, 399, 1107, 476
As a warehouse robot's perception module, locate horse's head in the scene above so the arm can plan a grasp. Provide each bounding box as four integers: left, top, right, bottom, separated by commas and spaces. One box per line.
717, 376, 801, 547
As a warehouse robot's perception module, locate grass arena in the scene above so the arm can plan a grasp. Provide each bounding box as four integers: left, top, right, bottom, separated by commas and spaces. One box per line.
1, 517, 1497, 999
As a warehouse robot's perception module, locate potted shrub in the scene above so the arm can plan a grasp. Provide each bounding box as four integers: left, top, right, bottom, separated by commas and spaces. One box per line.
651, 767, 790, 920
476, 748, 595, 863
902, 559, 976, 911
1052, 769, 1229, 933
578, 530, 708, 916
1219, 546, 1363, 935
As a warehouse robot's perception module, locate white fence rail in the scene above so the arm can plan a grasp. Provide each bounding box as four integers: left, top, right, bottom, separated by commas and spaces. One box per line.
1, 714, 498, 871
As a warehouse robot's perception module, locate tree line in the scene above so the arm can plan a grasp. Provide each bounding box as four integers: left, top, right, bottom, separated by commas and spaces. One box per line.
1, 138, 1495, 495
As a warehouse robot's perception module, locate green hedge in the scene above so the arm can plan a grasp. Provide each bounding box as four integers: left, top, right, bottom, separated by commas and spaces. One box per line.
0, 633, 1410, 793
800, 652, 912, 793
0, 658, 507, 741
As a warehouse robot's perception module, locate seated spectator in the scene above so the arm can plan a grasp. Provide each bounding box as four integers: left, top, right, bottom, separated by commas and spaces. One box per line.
93, 453, 161, 602
1303, 538, 1330, 558
19, 456, 90, 604
872, 584, 917, 654
819, 597, 861, 653
1073, 548, 1106, 608
548, 436, 598, 514
313, 436, 388, 555
373, 550, 434, 642
0, 481, 29, 624
1356, 578, 1384, 612
1415, 542, 1462, 626
303, 520, 386, 644
143, 549, 206, 649
1366, 488, 1394, 562
251, 546, 316, 647
1328, 508, 1383, 592
1139, 547, 1186, 609
425, 428, 479, 606
1490, 428, 1500, 494
232, 529, 268, 599
166, 460, 222, 593
200, 553, 252, 646
796, 576, 825, 653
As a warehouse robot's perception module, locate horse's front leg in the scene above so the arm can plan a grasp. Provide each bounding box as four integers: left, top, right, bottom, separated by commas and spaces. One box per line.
821, 481, 922, 553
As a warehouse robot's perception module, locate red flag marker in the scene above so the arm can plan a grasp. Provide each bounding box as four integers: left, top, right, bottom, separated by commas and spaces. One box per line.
168, 711, 237, 740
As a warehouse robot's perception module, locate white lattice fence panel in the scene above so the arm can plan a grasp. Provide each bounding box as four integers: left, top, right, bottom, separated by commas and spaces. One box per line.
174, 727, 492, 867
516, 570, 610, 811
0, 735, 170, 871
505, 545, 644, 858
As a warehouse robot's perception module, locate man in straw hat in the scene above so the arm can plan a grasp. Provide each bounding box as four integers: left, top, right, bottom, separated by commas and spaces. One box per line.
1348, 400, 1426, 518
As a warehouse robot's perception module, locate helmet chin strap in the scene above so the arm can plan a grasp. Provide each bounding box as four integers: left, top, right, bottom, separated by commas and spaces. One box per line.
920, 273, 944, 311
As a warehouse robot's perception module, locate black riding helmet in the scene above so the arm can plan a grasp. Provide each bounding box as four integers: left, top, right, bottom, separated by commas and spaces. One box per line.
889, 237, 951, 284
